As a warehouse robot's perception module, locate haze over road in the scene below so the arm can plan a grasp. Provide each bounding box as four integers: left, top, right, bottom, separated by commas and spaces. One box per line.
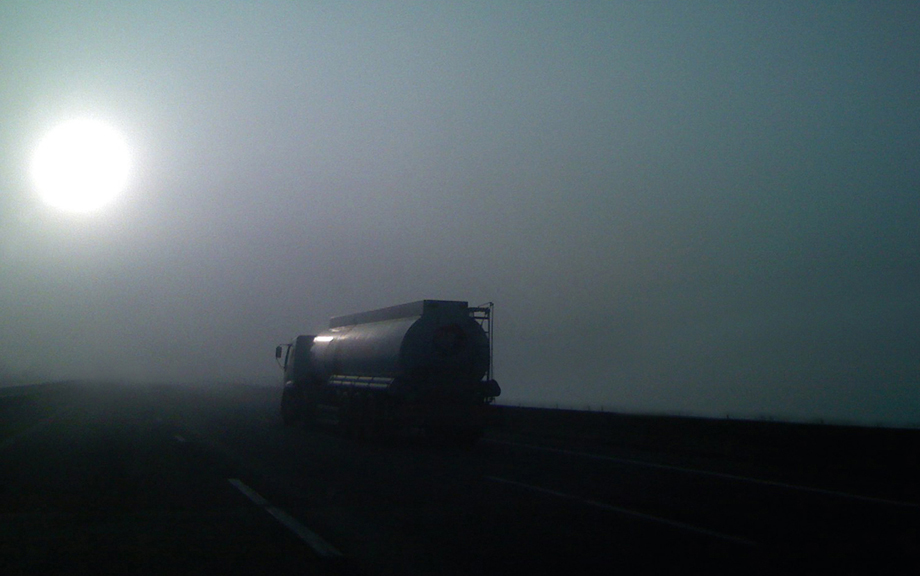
1, 3, 919, 425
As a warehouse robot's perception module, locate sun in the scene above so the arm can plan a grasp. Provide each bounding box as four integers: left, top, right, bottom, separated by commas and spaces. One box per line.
31, 118, 130, 213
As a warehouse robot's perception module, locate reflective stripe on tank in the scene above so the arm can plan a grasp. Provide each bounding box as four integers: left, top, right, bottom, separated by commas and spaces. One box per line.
328, 374, 394, 389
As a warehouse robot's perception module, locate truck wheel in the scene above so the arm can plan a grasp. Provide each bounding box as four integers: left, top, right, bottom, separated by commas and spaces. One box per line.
337, 395, 356, 438
301, 398, 317, 427
281, 387, 302, 426
426, 425, 482, 448
351, 393, 379, 441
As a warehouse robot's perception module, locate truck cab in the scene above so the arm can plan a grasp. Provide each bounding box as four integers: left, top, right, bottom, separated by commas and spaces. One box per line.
276, 334, 315, 424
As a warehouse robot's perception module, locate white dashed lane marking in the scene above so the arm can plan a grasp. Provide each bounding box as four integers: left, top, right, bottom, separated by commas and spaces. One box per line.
228, 478, 343, 559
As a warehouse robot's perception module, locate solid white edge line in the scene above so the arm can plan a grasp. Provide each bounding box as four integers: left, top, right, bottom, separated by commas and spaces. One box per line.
484, 438, 920, 510
485, 475, 758, 547
228, 478, 343, 559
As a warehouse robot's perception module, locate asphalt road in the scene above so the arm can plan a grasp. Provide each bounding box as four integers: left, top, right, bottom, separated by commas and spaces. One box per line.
1, 382, 917, 574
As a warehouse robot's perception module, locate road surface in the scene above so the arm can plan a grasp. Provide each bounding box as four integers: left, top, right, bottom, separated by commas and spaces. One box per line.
1, 381, 917, 574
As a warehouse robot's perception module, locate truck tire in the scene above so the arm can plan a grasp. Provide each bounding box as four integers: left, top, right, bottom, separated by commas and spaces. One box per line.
281, 387, 302, 426
426, 425, 482, 448
337, 393, 356, 438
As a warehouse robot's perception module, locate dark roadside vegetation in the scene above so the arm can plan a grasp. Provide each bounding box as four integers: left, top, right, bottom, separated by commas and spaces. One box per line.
491, 404, 920, 504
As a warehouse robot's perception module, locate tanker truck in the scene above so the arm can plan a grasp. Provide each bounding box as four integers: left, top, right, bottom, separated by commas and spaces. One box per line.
275, 300, 500, 443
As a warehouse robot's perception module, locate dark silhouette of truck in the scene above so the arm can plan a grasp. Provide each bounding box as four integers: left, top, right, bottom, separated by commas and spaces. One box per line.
276, 300, 500, 443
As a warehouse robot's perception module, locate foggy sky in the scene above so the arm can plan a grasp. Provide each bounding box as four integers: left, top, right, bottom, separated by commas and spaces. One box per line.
1, 2, 918, 425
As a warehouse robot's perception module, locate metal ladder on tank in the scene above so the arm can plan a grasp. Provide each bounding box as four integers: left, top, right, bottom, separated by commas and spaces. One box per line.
469, 302, 494, 382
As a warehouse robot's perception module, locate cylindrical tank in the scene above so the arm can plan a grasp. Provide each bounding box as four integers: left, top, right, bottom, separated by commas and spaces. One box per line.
309, 300, 490, 392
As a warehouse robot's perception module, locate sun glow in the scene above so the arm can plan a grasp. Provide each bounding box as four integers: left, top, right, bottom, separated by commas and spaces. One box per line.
31, 118, 130, 213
